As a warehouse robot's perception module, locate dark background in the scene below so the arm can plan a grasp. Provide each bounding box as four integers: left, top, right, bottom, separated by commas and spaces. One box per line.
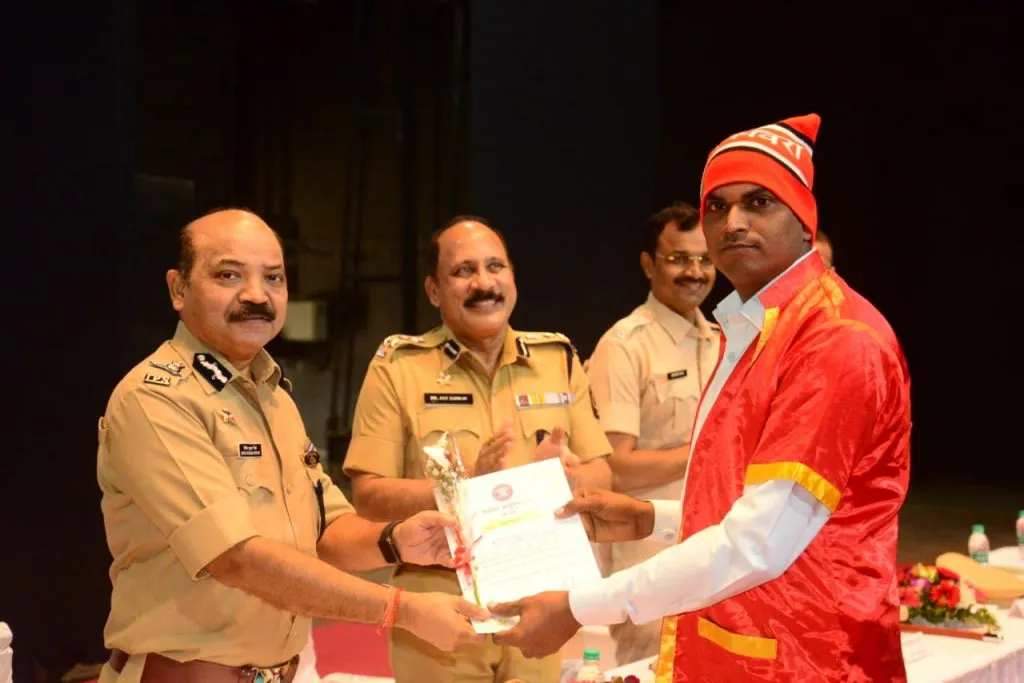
3, 0, 1019, 679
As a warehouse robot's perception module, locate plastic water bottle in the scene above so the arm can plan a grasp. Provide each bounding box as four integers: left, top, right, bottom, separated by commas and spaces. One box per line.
1016, 510, 1024, 559
575, 648, 605, 683
968, 524, 990, 564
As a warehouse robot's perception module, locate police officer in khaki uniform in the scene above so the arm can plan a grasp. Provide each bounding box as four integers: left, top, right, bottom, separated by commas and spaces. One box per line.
343, 216, 613, 683
585, 201, 720, 665
97, 209, 489, 683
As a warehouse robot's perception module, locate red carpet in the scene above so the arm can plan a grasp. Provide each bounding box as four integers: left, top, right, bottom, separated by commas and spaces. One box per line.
312, 621, 392, 677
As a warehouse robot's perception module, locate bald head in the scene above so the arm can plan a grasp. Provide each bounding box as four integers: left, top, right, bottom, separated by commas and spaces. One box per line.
178, 209, 284, 280
167, 208, 288, 367
426, 215, 509, 278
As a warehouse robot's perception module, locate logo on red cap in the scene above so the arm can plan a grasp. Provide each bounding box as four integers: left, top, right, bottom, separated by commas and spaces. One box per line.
700, 113, 822, 237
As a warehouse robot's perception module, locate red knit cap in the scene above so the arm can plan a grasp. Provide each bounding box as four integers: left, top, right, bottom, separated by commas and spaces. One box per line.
700, 113, 821, 239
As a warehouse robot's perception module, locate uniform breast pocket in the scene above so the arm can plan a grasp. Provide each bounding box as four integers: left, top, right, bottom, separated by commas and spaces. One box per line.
518, 406, 572, 445
414, 408, 484, 475
649, 373, 699, 446
227, 456, 278, 505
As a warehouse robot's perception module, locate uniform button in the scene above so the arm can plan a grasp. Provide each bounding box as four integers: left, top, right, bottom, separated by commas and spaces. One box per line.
245, 474, 255, 486
727, 352, 737, 363
285, 485, 292, 494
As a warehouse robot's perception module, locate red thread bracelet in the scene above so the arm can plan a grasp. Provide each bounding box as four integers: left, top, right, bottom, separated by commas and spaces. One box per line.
378, 586, 403, 633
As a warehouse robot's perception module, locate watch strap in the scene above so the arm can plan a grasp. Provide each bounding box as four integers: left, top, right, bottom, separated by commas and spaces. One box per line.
378, 520, 403, 564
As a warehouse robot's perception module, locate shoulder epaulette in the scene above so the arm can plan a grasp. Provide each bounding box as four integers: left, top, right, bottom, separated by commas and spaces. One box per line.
517, 331, 579, 380
137, 357, 189, 390
609, 310, 655, 341
373, 331, 443, 362
518, 331, 578, 352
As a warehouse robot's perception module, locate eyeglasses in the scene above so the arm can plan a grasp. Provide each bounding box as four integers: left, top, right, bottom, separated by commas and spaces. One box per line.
655, 252, 714, 269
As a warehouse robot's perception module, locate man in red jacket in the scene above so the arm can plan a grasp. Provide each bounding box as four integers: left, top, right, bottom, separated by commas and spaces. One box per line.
493, 114, 912, 682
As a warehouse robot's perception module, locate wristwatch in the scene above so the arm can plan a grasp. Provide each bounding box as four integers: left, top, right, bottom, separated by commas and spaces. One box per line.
378, 520, 404, 564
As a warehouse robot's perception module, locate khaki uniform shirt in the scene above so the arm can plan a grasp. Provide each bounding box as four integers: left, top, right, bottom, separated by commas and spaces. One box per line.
586, 293, 721, 501
342, 325, 611, 594
97, 322, 353, 681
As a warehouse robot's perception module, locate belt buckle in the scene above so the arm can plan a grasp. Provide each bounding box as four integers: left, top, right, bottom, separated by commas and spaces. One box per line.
242, 666, 283, 683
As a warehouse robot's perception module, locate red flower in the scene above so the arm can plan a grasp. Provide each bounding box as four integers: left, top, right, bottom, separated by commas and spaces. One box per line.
903, 590, 922, 607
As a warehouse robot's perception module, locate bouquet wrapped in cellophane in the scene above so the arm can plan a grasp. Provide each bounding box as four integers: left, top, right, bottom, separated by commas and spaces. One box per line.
422, 431, 481, 607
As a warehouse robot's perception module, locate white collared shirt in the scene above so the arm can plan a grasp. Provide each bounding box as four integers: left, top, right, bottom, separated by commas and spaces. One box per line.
569, 251, 831, 626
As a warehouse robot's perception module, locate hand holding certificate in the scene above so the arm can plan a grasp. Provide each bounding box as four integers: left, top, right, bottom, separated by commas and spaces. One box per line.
422, 432, 601, 634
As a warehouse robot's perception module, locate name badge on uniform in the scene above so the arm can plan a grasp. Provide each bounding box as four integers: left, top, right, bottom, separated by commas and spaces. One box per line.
239, 443, 262, 458
424, 393, 474, 406
667, 369, 688, 380
515, 392, 573, 409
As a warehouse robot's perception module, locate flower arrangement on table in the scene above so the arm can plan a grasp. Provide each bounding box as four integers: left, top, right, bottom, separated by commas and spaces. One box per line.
898, 563, 999, 631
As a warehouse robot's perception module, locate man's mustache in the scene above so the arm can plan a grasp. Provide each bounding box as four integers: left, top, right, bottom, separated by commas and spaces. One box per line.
464, 290, 505, 307
228, 302, 276, 321
721, 232, 755, 246
674, 276, 709, 287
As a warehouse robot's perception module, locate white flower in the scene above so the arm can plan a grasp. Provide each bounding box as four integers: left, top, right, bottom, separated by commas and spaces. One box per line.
424, 445, 453, 473
958, 581, 978, 608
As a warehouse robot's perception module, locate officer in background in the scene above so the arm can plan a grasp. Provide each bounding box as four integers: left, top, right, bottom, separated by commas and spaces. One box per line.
343, 216, 613, 683
584, 201, 720, 665
97, 209, 488, 683
815, 228, 835, 269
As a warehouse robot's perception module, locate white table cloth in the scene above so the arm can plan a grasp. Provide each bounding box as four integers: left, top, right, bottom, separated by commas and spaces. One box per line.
990, 545, 1024, 574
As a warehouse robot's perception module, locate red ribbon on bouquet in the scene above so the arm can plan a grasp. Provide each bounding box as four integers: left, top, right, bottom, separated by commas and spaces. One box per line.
451, 524, 484, 606
452, 528, 473, 577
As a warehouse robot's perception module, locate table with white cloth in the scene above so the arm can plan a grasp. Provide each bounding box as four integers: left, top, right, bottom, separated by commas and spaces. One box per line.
605, 607, 1024, 683
989, 546, 1024, 575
